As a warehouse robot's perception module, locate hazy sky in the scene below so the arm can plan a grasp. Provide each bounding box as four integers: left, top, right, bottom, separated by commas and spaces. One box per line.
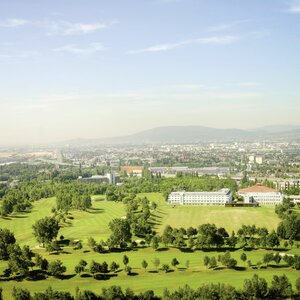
0, 0, 300, 145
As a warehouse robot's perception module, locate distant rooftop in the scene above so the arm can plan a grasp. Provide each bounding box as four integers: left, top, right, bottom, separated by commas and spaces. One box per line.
239, 184, 278, 193
170, 188, 231, 196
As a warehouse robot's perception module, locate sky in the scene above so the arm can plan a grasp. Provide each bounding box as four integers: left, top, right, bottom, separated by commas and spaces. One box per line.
0, 0, 300, 145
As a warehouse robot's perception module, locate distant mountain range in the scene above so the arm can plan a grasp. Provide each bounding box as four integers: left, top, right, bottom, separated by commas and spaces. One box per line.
60, 125, 300, 146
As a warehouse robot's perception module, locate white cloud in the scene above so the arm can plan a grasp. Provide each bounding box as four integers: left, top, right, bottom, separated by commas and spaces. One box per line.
53, 43, 106, 55
287, 0, 300, 13
128, 35, 238, 54
208, 20, 249, 32
0, 18, 28, 28
43, 20, 117, 35
0, 18, 117, 35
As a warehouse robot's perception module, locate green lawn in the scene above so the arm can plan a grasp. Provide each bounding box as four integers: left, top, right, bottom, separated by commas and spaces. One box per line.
136, 193, 281, 233
0, 193, 299, 299
0, 195, 126, 247
0, 247, 299, 298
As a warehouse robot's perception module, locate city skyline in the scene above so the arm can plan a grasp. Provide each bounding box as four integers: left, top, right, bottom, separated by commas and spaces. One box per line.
1, 0, 300, 145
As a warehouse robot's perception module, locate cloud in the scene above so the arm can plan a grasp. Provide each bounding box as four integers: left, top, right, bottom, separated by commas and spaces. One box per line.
43, 20, 117, 35
0, 18, 117, 35
208, 20, 249, 32
287, 0, 300, 13
53, 43, 106, 55
0, 18, 28, 28
128, 35, 238, 54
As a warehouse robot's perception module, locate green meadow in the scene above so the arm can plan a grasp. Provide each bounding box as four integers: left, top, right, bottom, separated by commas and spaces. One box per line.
0, 193, 299, 298
137, 193, 281, 233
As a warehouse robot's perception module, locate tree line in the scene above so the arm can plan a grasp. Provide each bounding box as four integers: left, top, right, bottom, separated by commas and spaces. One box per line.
3, 274, 300, 300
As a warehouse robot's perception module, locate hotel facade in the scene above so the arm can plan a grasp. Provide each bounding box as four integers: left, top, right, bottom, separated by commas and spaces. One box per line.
168, 188, 233, 206
238, 184, 283, 205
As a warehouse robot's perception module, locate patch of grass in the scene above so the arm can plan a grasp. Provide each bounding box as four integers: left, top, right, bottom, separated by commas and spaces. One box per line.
0, 192, 298, 299
0, 247, 300, 298
0, 196, 126, 247
137, 193, 281, 233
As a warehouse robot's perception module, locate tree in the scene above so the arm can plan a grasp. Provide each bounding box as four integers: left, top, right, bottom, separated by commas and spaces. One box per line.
124, 265, 132, 275
295, 277, 300, 295
108, 219, 132, 248
197, 223, 224, 249
243, 274, 268, 299
152, 257, 160, 270
162, 264, 170, 273
186, 227, 197, 238
266, 231, 280, 249
48, 260, 66, 277
89, 260, 101, 277
12, 287, 31, 300
0, 228, 16, 260
240, 253, 247, 265
32, 217, 59, 247
79, 259, 87, 268
273, 252, 281, 265
171, 258, 180, 269
123, 255, 129, 266
208, 257, 217, 269
75, 264, 85, 275
110, 261, 119, 273
226, 231, 238, 248
152, 236, 159, 250
203, 256, 210, 268
8, 244, 32, 277
162, 225, 174, 246
87, 237, 97, 250
263, 253, 274, 266
100, 261, 109, 274
220, 251, 237, 269
35, 253, 48, 271
270, 275, 292, 298
102, 286, 124, 299
34, 286, 73, 300
142, 260, 148, 271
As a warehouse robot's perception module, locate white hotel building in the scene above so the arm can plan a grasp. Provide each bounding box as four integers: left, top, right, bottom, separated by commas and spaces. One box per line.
238, 184, 283, 205
168, 188, 233, 206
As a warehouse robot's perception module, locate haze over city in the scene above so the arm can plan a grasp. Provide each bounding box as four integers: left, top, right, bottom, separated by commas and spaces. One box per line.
1, 0, 300, 145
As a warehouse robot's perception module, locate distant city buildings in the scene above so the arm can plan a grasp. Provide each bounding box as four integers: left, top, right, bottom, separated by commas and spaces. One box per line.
168, 189, 232, 206
238, 184, 283, 205
78, 173, 120, 185
149, 166, 230, 177
248, 155, 263, 165
120, 166, 144, 176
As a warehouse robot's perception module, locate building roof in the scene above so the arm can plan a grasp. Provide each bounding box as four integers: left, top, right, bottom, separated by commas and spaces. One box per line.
169, 189, 231, 196
121, 166, 144, 172
239, 184, 278, 193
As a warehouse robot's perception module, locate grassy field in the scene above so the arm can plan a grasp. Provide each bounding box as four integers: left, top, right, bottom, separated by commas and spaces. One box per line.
0, 195, 126, 247
0, 193, 299, 299
137, 193, 281, 233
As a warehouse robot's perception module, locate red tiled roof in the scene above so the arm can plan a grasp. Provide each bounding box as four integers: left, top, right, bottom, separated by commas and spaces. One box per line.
239, 184, 278, 193
121, 166, 144, 172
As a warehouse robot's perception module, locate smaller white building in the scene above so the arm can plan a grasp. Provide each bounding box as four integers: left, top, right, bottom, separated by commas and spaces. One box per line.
168, 189, 232, 206
238, 184, 282, 205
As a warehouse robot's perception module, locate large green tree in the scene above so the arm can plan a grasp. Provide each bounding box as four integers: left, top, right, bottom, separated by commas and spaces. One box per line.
32, 217, 60, 247
108, 218, 132, 248
0, 228, 16, 260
